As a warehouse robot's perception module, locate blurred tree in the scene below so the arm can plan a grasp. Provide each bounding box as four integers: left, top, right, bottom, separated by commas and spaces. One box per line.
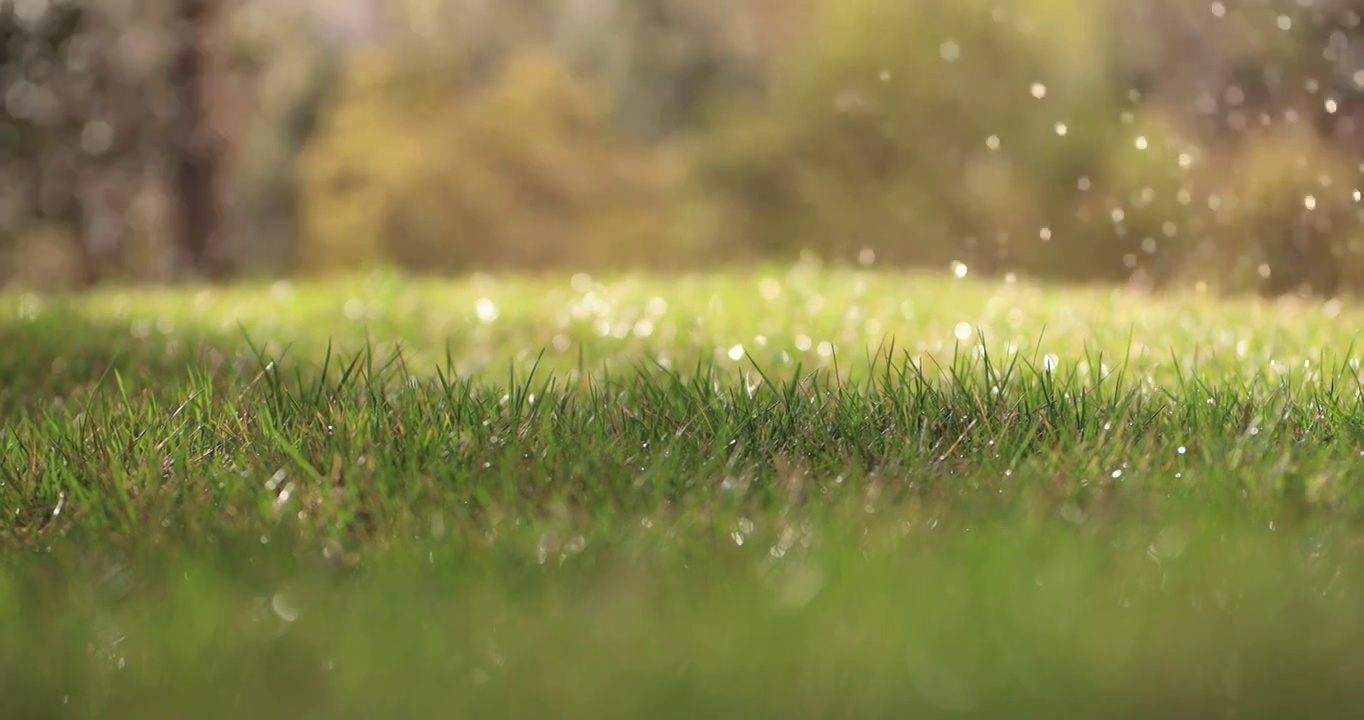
0, 0, 239, 286
168, 0, 227, 279
0, 0, 93, 285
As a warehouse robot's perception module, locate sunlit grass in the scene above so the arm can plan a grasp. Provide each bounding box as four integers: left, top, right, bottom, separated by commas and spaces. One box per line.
2, 268, 1364, 718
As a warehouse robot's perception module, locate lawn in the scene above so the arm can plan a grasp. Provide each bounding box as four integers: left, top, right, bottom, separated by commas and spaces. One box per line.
2, 266, 1363, 718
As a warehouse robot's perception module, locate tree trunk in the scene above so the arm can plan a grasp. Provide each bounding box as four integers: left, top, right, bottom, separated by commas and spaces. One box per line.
171, 0, 229, 280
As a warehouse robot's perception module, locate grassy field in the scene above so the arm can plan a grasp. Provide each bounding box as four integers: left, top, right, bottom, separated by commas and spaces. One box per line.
3, 266, 1364, 718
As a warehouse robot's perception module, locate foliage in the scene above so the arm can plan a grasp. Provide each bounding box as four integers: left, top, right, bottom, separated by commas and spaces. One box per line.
297, 45, 675, 274
1198, 128, 1364, 297
690, 0, 1152, 274
10, 0, 1364, 296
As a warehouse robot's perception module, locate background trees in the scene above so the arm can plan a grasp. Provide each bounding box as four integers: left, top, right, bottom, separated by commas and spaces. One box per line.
7, 0, 1364, 296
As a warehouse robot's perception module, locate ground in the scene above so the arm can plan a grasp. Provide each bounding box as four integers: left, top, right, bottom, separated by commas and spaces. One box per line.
2, 266, 1362, 718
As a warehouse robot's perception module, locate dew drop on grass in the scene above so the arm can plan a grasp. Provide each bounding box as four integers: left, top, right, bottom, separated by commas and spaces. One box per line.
774, 563, 825, 610
728, 344, 746, 361
264, 469, 286, 492
954, 322, 973, 341
271, 592, 300, 623
1178, 446, 1187, 455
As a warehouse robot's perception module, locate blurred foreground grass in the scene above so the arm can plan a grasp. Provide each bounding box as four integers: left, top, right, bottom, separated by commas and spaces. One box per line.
3, 268, 1364, 718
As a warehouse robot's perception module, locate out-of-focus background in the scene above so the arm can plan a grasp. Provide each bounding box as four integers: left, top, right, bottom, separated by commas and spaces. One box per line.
7, 0, 1364, 296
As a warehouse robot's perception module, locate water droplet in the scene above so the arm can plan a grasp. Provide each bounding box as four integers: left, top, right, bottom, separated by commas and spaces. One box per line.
475, 298, 499, 323
954, 322, 973, 341
272, 592, 300, 623
775, 564, 825, 610
1155, 527, 1188, 559
727, 344, 746, 361
1030, 82, 1047, 99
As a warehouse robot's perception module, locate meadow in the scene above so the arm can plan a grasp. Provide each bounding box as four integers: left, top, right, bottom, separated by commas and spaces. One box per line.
3, 265, 1364, 718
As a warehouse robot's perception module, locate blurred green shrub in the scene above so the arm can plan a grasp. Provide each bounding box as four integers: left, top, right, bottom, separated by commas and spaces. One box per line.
1194, 128, 1364, 297
687, 0, 1197, 281
678, 0, 1364, 296
1035, 110, 1207, 289
297, 45, 676, 274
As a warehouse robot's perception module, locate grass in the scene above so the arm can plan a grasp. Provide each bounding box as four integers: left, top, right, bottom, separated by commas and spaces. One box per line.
3, 266, 1364, 718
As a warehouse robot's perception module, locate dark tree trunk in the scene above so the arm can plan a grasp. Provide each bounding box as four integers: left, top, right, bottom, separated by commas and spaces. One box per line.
171, 0, 229, 280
